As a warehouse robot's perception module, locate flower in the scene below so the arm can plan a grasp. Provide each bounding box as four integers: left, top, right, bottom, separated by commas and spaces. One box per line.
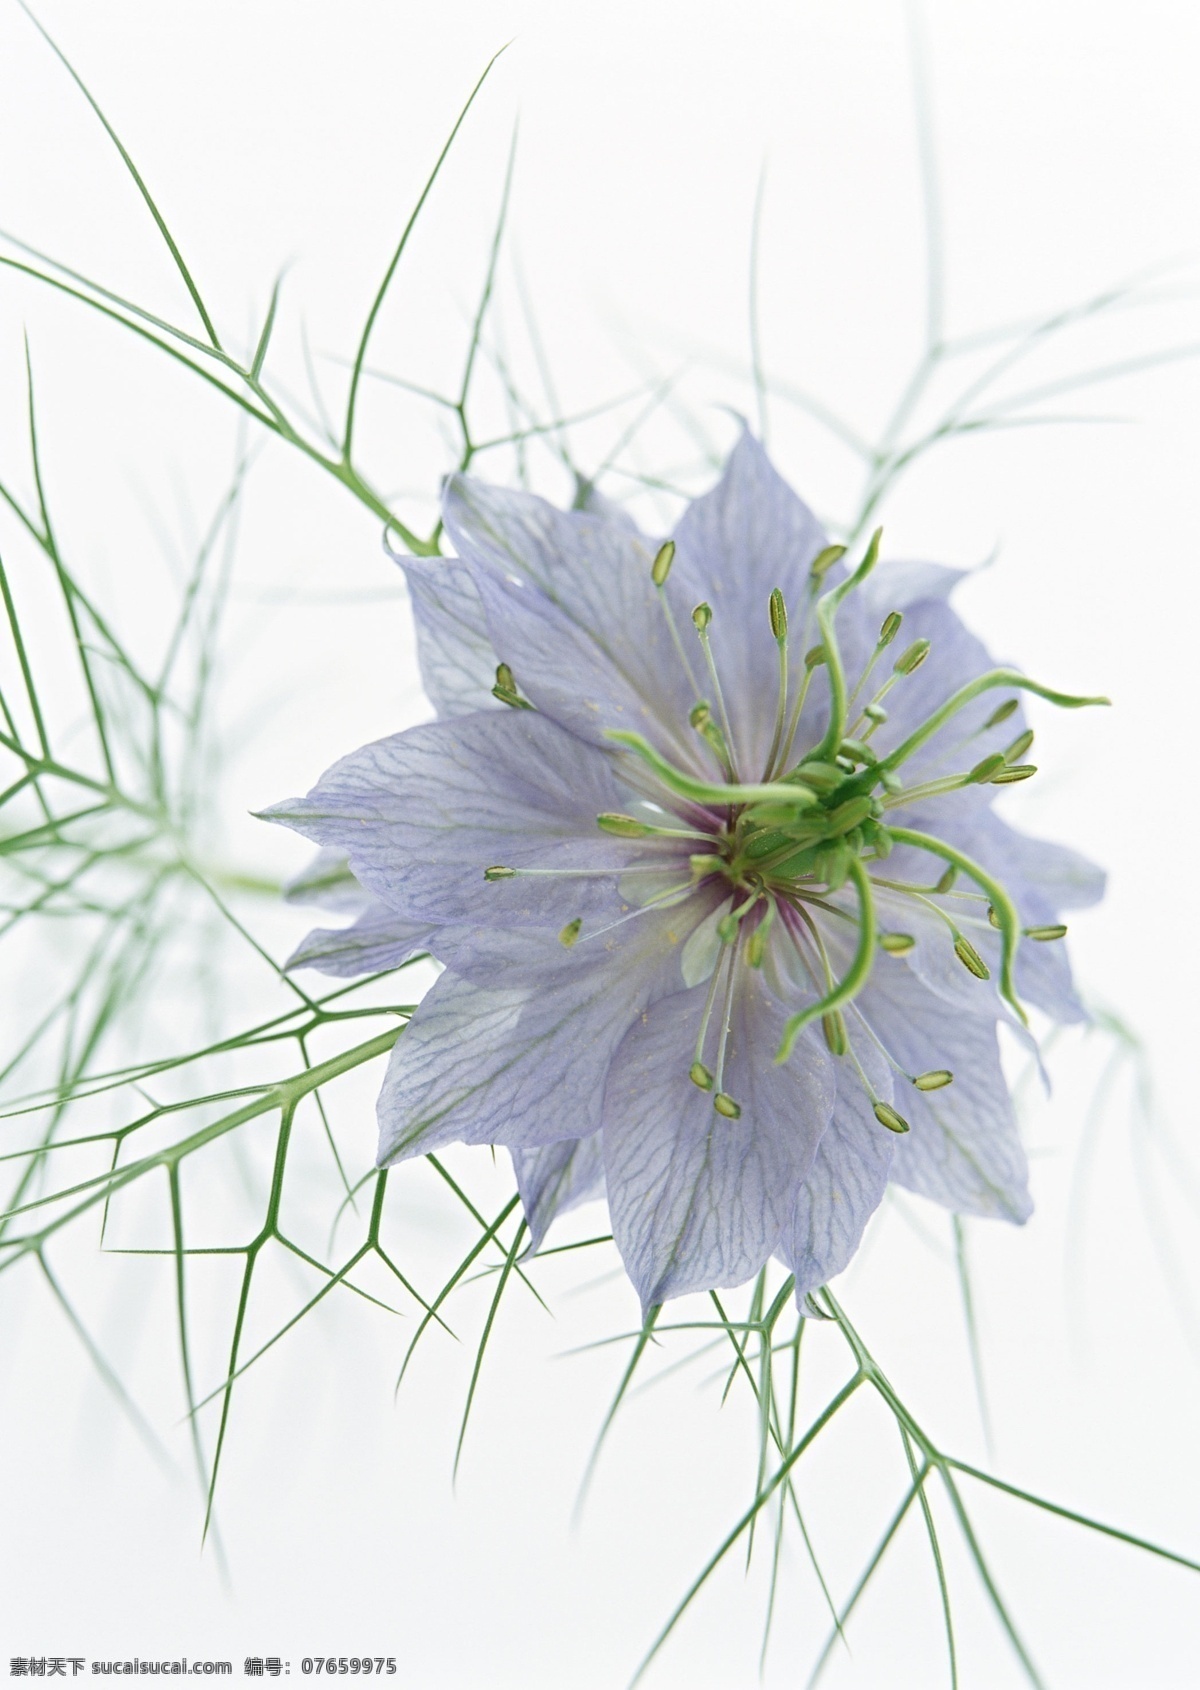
267, 435, 1105, 1314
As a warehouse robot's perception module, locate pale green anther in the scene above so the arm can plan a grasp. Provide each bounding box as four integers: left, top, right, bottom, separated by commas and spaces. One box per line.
992, 763, 1037, 784
914, 1069, 953, 1091
935, 866, 957, 894
597, 812, 655, 837
484, 865, 515, 880
880, 769, 903, 793
559, 917, 582, 948
873, 1100, 910, 1134
692, 602, 712, 631
880, 932, 916, 954
823, 796, 875, 836
492, 662, 531, 709
1026, 923, 1068, 941
746, 904, 774, 967
987, 904, 1001, 929
879, 611, 903, 647
804, 644, 827, 668
651, 539, 676, 586
769, 587, 788, 642
714, 1092, 742, 1119
689, 1060, 714, 1091
894, 638, 931, 675
864, 702, 889, 724
953, 935, 991, 980
689, 700, 712, 729
840, 737, 877, 765
835, 755, 856, 774
717, 911, 741, 944
984, 698, 1019, 729
809, 544, 846, 581
495, 662, 516, 693
868, 822, 894, 859
1005, 728, 1034, 761
822, 1010, 848, 1056
968, 752, 1006, 783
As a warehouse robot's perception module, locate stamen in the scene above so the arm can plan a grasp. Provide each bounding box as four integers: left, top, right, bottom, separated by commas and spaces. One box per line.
1026, 924, 1067, 941
809, 544, 847, 582
864, 703, 888, 725
689, 1060, 714, 1090
914, 1069, 953, 1091
846, 611, 905, 718
776, 857, 876, 1063
558, 918, 582, 947
984, 698, 1019, 728
935, 866, 957, 894
953, 935, 991, 979
893, 638, 931, 676
1005, 728, 1034, 761
746, 898, 775, 967
596, 811, 712, 841
991, 763, 1036, 784
879, 612, 903, 647
714, 1092, 743, 1119
691, 604, 740, 778
650, 540, 703, 696
484, 865, 515, 880
967, 753, 1006, 783
879, 931, 916, 953
822, 1010, 848, 1055
762, 588, 792, 780
806, 528, 883, 767
492, 663, 534, 709
689, 701, 734, 776
873, 1100, 910, 1134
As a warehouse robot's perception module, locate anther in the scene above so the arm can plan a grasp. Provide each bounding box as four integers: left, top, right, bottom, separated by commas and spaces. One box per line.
809, 544, 846, 582
692, 602, 712, 632
864, 702, 889, 724
492, 663, 530, 708
597, 812, 655, 837
914, 1070, 953, 1091
746, 900, 775, 968
953, 935, 991, 979
879, 932, 916, 954
716, 911, 741, 944
714, 1092, 742, 1119
968, 752, 1006, 783
894, 639, 931, 675
484, 865, 515, 880
769, 588, 788, 642
1025, 924, 1067, 941
840, 737, 877, 765
935, 866, 957, 894
822, 1010, 848, 1056
651, 540, 675, 586
1005, 728, 1034, 762
690, 853, 725, 877
879, 611, 903, 647
991, 763, 1037, 784
984, 698, 1019, 729
804, 644, 827, 668
689, 1061, 714, 1091
873, 1100, 910, 1134
558, 918, 582, 948
987, 904, 1002, 928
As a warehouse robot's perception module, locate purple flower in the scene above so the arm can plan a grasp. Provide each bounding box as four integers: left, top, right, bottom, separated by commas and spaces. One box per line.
268, 436, 1105, 1313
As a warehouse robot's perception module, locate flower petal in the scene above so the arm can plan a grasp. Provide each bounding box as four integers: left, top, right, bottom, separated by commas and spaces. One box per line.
264, 709, 632, 930
399, 554, 499, 719
376, 898, 715, 1163
284, 847, 371, 914
670, 433, 830, 774
857, 969, 1032, 1221
602, 974, 836, 1312
286, 900, 435, 978
512, 1135, 606, 1256
780, 1043, 895, 1311
443, 476, 700, 764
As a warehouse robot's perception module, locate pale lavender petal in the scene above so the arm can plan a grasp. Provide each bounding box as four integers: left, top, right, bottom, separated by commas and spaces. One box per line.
377, 898, 716, 1164
443, 477, 700, 764
264, 710, 631, 930
858, 969, 1032, 1221
399, 554, 499, 719
670, 433, 830, 774
287, 902, 436, 978
284, 847, 371, 915
602, 974, 836, 1312
780, 1041, 895, 1310
513, 1135, 606, 1255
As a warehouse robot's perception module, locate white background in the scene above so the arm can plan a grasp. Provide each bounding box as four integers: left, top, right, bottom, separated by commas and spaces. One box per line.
1, 3, 1199, 1686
